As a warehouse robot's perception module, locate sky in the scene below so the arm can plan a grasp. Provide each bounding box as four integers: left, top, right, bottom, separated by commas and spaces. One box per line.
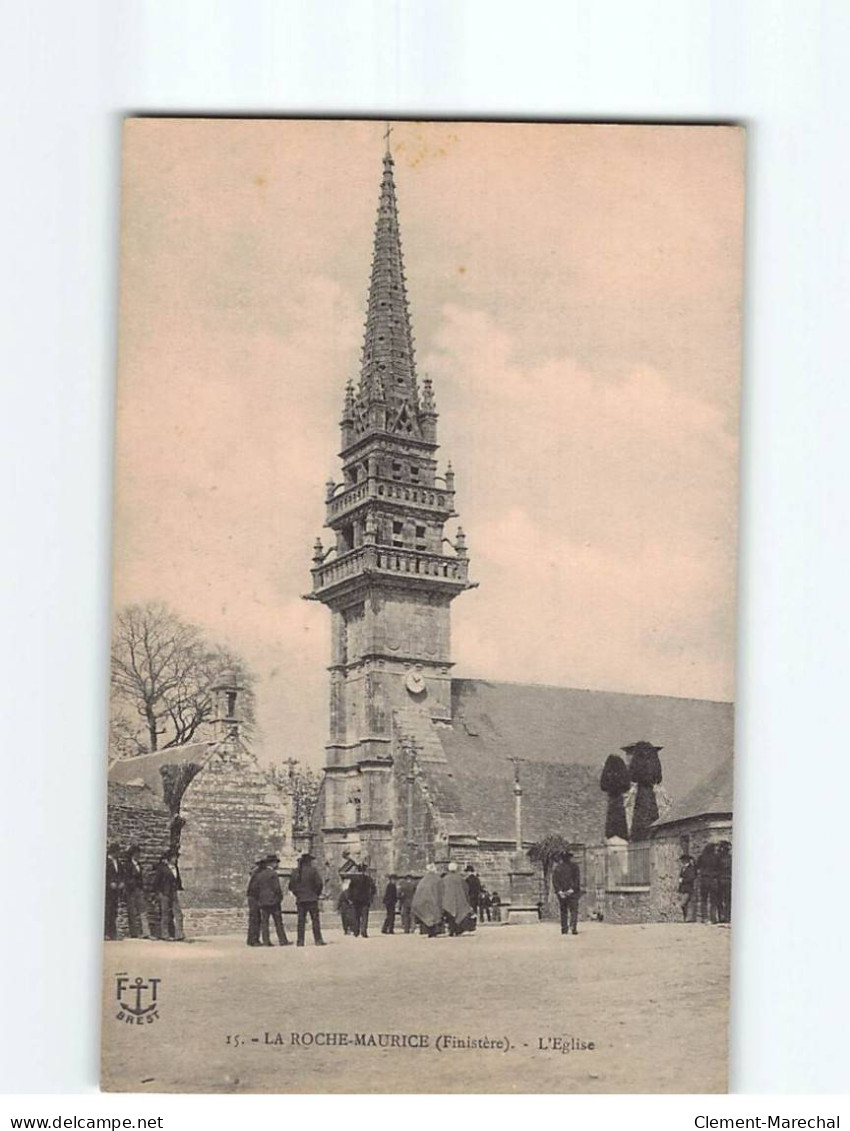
113, 119, 745, 767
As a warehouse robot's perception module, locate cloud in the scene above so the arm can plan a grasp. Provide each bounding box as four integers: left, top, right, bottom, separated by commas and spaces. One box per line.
112, 122, 742, 765
424, 305, 737, 701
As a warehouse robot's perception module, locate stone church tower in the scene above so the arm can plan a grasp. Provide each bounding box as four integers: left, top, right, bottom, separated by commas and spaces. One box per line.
306, 142, 474, 878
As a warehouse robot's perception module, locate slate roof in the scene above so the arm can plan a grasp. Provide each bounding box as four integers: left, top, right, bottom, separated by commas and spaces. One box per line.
107, 743, 215, 799
419, 679, 734, 846
107, 779, 170, 812
652, 755, 734, 828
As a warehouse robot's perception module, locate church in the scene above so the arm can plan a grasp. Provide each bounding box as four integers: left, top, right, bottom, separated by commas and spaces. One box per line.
306, 143, 734, 921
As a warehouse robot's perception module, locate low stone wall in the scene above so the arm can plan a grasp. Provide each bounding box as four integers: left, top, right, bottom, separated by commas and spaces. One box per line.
184, 900, 338, 938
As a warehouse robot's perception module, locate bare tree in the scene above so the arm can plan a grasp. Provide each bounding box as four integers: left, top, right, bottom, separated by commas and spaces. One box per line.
110, 601, 255, 754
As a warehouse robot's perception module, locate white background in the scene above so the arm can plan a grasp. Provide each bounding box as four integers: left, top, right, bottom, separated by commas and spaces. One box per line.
1, 0, 849, 1113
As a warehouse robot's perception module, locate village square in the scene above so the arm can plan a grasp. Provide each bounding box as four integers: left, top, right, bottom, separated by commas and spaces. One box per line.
103, 124, 737, 1093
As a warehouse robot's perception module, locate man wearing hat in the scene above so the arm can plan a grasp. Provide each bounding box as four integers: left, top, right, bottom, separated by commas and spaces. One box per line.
152, 849, 185, 941
245, 857, 266, 946
464, 864, 483, 918
288, 853, 327, 946
677, 850, 697, 922
255, 854, 290, 947
347, 862, 377, 938
123, 844, 150, 938
398, 873, 417, 933
551, 849, 582, 935
104, 842, 123, 941
381, 873, 399, 934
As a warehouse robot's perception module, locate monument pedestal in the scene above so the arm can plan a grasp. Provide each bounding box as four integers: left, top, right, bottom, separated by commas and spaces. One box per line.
506, 866, 540, 925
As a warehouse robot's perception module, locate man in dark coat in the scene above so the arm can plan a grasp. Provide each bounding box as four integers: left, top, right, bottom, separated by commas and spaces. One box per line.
288, 853, 326, 946
123, 845, 150, 938
381, 874, 398, 934
337, 883, 355, 935
696, 843, 720, 923
464, 864, 483, 916
104, 842, 123, 941
552, 850, 581, 935
152, 850, 184, 940
716, 842, 732, 923
490, 891, 502, 922
398, 874, 417, 933
677, 852, 697, 922
479, 888, 492, 922
246, 858, 265, 946
347, 863, 377, 938
256, 854, 290, 946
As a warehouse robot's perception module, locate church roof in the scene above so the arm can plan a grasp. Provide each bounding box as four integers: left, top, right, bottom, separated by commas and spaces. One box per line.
107, 742, 215, 796
651, 755, 734, 828
417, 679, 734, 846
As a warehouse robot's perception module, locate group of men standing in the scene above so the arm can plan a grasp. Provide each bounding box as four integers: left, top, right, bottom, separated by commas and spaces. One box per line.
336, 863, 378, 937
677, 841, 733, 923
458, 867, 502, 923
246, 852, 327, 947
336, 861, 499, 939
104, 842, 184, 942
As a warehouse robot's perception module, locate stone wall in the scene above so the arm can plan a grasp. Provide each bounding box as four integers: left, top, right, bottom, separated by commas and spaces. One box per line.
178, 746, 294, 919
580, 815, 733, 924
106, 781, 173, 938
444, 841, 544, 910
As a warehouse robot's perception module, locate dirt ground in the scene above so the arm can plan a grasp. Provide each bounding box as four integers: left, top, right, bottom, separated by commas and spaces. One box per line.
101, 919, 730, 1094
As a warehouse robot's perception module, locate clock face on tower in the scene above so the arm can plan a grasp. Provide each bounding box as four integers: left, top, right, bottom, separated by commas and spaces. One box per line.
405, 670, 426, 696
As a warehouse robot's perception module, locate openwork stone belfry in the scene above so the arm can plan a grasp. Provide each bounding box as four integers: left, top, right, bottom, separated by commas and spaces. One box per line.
306, 143, 475, 880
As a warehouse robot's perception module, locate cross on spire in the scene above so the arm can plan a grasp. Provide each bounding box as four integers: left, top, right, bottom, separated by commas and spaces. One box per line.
383, 121, 393, 154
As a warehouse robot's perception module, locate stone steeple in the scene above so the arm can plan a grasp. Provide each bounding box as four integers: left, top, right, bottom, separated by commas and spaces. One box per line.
306, 133, 475, 869
342, 147, 433, 447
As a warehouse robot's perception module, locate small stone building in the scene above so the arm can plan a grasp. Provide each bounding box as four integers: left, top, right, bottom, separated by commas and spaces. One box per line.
582, 756, 734, 923
106, 684, 294, 935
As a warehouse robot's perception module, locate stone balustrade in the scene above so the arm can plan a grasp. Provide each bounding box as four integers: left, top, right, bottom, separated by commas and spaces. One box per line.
326, 475, 454, 521
312, 544, 470, 593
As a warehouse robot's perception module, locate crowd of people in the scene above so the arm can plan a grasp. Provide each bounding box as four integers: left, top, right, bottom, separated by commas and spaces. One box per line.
333, 861, 499, 940
104, 842, 184, 941
106, 837, 731, 944
334, 862, 504, 939
676, 841, 733, 923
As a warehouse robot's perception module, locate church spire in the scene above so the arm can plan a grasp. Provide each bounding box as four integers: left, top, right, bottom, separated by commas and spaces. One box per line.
355, 133, 422, 442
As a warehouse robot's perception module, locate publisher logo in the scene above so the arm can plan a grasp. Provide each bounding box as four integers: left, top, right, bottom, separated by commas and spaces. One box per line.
115, 973, 161, 1025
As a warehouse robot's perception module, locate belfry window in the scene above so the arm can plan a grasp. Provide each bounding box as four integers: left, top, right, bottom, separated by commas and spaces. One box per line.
392, 521, 404, 548
415, 525, 427, 550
